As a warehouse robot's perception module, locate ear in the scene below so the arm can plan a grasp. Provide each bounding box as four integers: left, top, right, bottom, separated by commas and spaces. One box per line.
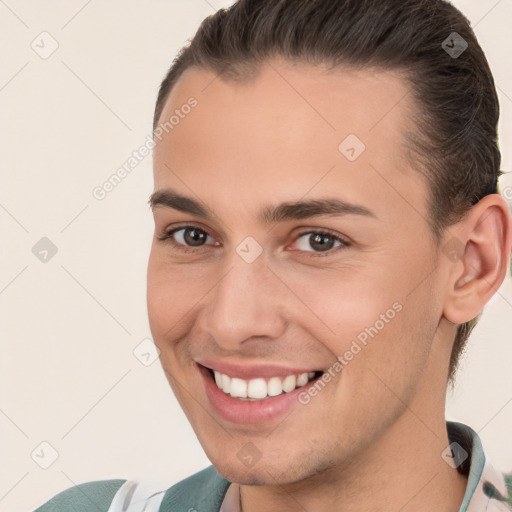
442, 194, 512, 325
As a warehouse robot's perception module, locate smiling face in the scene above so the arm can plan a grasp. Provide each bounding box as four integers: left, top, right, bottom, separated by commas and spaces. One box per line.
147, 59, 455, 485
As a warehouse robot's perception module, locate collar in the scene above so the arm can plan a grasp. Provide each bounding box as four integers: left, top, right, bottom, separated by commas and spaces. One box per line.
448, 421, 511, 511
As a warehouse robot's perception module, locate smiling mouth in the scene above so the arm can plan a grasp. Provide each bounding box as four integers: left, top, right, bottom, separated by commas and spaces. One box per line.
204, 366, 323, 401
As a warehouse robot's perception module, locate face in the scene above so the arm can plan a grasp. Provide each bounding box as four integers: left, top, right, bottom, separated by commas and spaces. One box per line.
147, 59, 452, 485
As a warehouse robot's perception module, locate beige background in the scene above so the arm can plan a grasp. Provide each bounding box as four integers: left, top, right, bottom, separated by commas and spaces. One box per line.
0, 1, 511, 510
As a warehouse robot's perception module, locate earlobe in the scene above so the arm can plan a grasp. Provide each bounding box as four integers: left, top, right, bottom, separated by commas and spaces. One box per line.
443, 194, 512, 325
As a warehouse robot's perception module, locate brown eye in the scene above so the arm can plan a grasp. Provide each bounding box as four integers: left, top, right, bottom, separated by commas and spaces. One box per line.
292, 230, 349, 255
180, 227, 209, 246
158, 225, 218, 253
307, 233, 337, 252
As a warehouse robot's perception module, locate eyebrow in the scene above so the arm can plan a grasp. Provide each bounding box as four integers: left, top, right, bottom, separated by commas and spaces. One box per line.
148, 189, 377, 223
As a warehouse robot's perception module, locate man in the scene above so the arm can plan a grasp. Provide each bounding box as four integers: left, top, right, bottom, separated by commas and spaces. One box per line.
35, 0, 512, 510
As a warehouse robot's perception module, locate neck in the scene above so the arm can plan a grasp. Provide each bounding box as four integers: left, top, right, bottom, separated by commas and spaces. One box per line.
239, 413, 468, 512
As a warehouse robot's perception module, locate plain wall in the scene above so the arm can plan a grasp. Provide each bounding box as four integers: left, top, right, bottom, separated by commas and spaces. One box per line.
0, 1, 511, 510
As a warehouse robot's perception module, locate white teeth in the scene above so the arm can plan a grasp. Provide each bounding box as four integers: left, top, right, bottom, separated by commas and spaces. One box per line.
296, 373, 309, 387
230, 378, 248, 398
247, 378, 267, 399
267, 376, 283, 397
212, 370, 317, 400
282, 375, 296, 392
221, 373, 231, 394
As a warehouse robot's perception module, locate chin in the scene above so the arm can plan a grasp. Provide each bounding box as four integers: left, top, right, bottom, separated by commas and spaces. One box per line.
204, 445, 327, 487
216, 463, 295, 486
223, 469, 273, 486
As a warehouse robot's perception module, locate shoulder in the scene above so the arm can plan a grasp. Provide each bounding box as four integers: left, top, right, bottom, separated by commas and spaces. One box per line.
33, 479, 126, 511
33, 466, 231, 512
160, 465, 231, 511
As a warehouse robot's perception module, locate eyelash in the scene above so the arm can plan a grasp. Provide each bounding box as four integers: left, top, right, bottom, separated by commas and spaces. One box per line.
157, 225, 350, 257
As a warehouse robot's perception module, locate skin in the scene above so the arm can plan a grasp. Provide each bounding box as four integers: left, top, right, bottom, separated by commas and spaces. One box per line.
147, 58, 512, 511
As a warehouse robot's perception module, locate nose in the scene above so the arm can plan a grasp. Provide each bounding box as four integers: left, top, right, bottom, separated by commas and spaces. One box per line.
198, 253, 288, 351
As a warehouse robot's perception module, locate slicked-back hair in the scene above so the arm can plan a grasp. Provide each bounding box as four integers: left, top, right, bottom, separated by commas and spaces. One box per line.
153, 0, 502, 383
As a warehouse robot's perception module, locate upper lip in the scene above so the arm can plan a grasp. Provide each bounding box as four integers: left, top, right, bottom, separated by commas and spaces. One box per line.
196, 359, 322, 380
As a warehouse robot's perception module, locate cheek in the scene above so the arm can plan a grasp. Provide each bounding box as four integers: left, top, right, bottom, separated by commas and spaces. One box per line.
288, 266, 400, 344
336, 278, 438, 413
147, 253, 208, 338
147, 270, 185, 365
146, 260, 170, 339
291, 260, 435, 382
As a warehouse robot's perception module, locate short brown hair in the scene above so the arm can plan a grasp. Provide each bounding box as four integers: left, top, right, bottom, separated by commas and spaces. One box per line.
153, 0, 502, 383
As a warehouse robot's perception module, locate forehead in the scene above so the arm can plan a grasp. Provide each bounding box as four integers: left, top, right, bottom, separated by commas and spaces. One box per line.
153, 59, 427, 226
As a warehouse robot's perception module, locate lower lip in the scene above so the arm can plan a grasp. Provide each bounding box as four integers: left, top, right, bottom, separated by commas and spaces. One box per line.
197, 364, 317, 425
